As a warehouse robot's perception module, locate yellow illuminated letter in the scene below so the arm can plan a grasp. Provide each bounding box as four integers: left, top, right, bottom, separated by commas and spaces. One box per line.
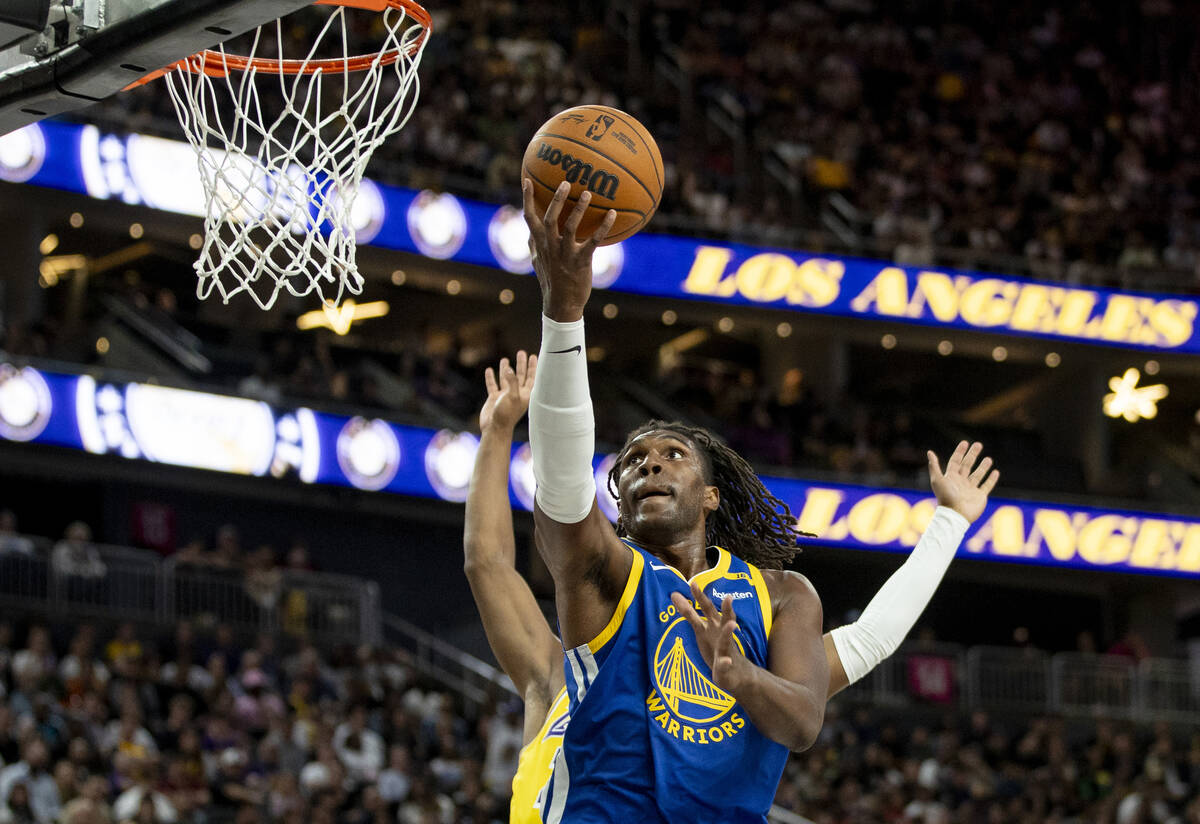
965, 506, 1026, 556
958, 279, 1018, 328
1076, 515, 1135, 565
735, 254, 797, 303
849, 267, 909, 316
788, 259, 844, 307
910, 272, 960, 322
682, 246, 737, 297
845, 494, 911, 545
1148, 300, 1197, 348
795, 488, 844, 538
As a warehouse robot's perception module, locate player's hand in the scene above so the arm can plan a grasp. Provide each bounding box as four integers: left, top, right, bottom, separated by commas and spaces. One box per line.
927, 441, 999, 523
672, 583, 751, 695
522, 178, 616, 322
479, 351, 538, 434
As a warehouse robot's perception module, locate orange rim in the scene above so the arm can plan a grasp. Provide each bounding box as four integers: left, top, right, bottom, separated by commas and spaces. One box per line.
126, 0, 430, 88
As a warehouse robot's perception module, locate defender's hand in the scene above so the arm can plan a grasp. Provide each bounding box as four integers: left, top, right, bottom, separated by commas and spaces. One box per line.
522, 178, 617, 322
927, 441, 999, 523
480, 351, 538, 434
672, 583, 751, 695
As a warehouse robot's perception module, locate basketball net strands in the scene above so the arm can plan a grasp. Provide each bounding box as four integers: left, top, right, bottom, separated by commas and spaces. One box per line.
130, 0, 431, 310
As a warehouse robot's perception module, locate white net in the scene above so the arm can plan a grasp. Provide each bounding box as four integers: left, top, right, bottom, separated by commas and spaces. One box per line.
162, 2, 428, 310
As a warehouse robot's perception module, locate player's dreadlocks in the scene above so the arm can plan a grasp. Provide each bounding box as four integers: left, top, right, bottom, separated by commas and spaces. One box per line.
606, 420, 810, 570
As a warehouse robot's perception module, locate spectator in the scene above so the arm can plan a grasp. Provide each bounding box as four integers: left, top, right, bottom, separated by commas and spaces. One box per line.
11, 627, 55, 689
111, 761, 175, 824
210, 526, 241, 571
51, 523, 106, 581
334, 705, 385, 786
59, 798, 107, 824
299, 743, 345, 798
398, 771, 453, 824
208, 748, 263, 815
0, 706, 19, 765
199, 625, 240, 678
0, 739, 59, 824
378, 745, 412, 804
0, 623, 12, 688
59, 631, 110, 699
0, 781, 37, 824
481, 704, 522, 796
243, 546, 282, 611
101, 709, 157, 762
0, 512, 33, 557
50, 762, 76, 810
103, 625, 142, 679
231, 668, 283, 734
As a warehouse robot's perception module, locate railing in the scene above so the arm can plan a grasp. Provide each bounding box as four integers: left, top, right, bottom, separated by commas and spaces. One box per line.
0, 535, 380, 646
383, 613, 517, 708
838, 643, 1200, 724
6, 535, 1200, 723
966, 646, 1052, 714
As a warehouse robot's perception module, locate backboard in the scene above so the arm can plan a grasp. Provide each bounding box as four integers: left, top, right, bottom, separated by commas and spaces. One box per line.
0, 0, 315, 136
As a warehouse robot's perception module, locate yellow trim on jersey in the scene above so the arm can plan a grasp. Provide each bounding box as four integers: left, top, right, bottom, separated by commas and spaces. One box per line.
510, 687, 570, 824
587, 549, 645, 653
690, 546, 732, 593
747, 563, 774, 639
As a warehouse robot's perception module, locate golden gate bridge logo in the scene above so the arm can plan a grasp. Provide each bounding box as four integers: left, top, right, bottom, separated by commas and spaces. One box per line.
653, 618, 742, 724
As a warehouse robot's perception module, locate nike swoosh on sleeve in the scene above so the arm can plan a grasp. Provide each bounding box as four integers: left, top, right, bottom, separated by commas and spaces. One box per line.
548, 345, 582, 355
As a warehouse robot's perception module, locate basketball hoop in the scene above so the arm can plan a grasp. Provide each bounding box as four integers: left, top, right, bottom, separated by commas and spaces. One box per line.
132, 0, 431, 310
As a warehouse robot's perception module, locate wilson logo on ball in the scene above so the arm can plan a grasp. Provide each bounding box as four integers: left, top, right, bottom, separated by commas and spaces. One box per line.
535, 142, 621, 199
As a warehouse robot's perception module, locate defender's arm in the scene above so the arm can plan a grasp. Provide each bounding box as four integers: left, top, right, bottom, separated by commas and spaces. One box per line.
463, 355, 562, 721
826, 441, 997, 696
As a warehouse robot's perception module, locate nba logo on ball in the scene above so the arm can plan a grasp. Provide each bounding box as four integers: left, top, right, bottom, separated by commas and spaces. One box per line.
586, 115, 614, 141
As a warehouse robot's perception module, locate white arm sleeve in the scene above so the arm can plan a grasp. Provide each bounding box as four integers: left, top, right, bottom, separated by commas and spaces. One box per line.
829, 506, 969, 685
528, 314, 597, 524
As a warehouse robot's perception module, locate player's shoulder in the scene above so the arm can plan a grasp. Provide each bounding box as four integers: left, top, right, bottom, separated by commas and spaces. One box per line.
759, 569, 821, 618
759, 568, 818, 597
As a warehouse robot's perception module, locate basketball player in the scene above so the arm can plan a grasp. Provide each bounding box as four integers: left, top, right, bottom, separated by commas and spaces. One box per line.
467, 350, 997, 823
518, 180, 999, 823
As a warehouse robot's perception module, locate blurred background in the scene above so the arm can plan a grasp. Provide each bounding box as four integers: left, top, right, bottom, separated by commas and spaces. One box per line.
2, 1, 1200, 822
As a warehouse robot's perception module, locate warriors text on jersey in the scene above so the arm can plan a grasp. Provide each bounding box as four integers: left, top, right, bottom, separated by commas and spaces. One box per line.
510, 687, 569, 824
541, 541, 787, 823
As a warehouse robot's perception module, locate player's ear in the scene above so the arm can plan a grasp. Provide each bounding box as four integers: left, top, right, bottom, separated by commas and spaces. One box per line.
703, 485, 719, 515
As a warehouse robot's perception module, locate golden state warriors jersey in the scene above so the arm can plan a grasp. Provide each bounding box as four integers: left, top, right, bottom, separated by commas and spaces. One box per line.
541, 541, 785, 823
510, 687, 569, 824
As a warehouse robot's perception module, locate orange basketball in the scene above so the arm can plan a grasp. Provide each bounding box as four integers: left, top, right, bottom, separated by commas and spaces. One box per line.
522, 105, 663, 245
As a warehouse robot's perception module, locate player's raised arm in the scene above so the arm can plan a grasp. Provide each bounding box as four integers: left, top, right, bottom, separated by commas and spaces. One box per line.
522, 178, 630, 648
824, 441, 999, 696
464, 352, 561, 719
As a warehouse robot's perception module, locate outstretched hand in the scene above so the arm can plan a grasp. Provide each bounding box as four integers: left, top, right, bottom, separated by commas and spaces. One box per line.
671, 583, 750, 695
927, 441, 999, 523
479, 351, 538, 434
522, 178, 616, 322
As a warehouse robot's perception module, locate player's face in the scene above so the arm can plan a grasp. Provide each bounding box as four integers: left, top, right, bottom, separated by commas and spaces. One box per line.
616, 431, 718, 543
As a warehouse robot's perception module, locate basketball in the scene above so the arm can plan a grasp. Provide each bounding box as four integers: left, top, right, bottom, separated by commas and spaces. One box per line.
522, 105, 663, 245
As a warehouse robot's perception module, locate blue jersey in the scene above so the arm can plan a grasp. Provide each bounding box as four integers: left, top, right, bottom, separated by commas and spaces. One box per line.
542, 540, 787, 823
